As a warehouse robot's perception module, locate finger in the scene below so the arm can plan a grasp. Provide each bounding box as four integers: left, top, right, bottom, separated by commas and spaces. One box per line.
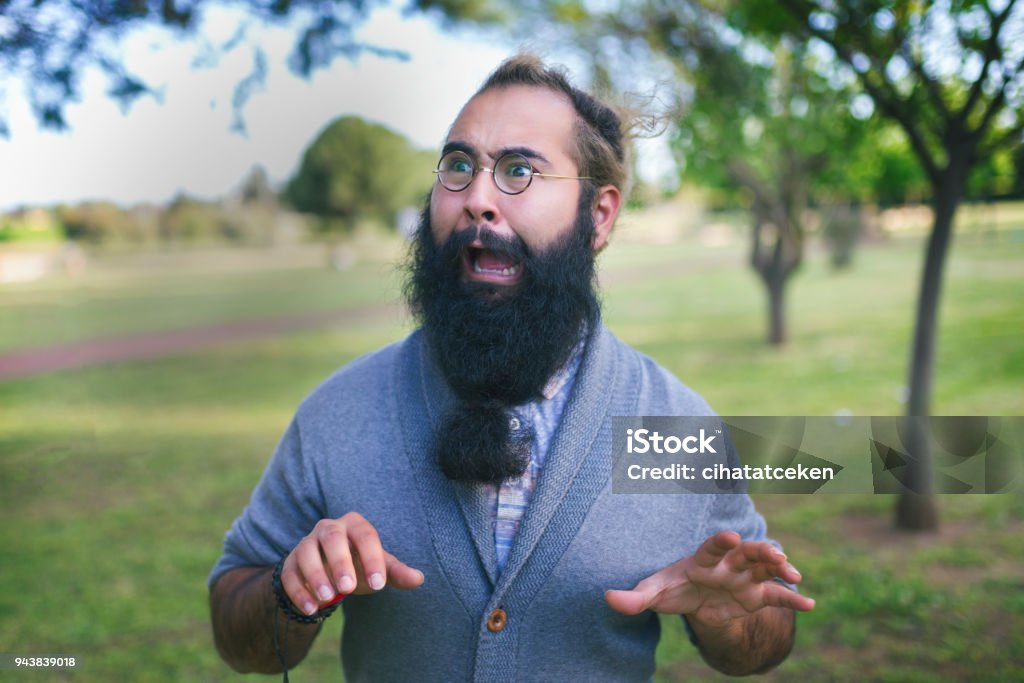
282, 552, 321, 616
776, 561, 803, 585
693, 531, 741, 568
762, 583, 816, 612
724, 542, 786, 574
294, 535, 337, 607
751, 560, 802, 584
318, 523, 357, 595
384, 552, 425, 590
347, 518, 388, 591
748, 549, 803, 585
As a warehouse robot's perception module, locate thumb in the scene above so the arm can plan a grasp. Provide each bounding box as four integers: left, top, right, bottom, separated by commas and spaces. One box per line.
606, 557, 694, 616
604, 588, 652, 615
605, 569, 674, 615
385, 553, 425, 590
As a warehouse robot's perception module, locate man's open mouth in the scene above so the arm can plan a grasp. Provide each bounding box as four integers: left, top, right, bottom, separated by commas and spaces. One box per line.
462, 246, 523, 284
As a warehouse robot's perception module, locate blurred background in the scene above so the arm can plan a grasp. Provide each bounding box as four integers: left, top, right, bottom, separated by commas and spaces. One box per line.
1, 1, 1021, 681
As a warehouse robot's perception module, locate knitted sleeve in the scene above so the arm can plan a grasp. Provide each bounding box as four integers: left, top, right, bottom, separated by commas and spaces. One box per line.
208, 417, 324, 589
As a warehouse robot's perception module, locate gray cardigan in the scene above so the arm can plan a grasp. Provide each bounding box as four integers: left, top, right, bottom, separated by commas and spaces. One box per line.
210, 325, 775, 682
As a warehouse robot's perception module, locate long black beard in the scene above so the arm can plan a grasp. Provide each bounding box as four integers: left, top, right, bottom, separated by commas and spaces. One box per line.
404, 188, 601, 485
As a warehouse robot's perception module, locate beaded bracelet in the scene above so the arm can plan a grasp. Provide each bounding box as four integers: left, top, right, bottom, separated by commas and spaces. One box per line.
271, 558, 342, 624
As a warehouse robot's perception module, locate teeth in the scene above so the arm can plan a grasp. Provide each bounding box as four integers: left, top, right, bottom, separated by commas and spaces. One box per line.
472, 258, 518, 276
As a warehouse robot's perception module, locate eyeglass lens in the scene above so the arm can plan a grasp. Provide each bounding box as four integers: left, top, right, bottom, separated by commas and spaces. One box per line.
436, 151, 534, 195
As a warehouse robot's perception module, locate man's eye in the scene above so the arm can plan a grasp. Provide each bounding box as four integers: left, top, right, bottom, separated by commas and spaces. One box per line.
447, 159, 473, 174
502, 160, 533, 178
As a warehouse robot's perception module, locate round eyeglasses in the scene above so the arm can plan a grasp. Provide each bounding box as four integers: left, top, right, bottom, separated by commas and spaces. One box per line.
433, 150, 592, 195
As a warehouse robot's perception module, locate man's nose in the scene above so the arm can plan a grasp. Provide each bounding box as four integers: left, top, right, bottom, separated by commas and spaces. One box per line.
462, 169, 501, 226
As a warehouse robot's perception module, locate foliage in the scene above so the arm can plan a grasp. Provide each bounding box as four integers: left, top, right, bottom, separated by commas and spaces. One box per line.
49, 189, 291, 247
776, 0, 1024, 187
159, 195, 231, 242
0, 210, 64, 244
57, 201, 149, 245
776, 0, 1024, 529
0, 0, 496, 136
285, 115, 433, 235
471, 0, 894, 343
239, 164, 278, 205
966, 146, 1017, 200
841, 120, 931, 206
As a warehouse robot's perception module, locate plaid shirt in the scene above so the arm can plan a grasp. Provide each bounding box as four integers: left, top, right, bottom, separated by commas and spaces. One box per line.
487, 341, 585, 572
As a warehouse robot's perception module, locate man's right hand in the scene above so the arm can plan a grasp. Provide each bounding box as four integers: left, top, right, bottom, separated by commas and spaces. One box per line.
281, 511, 424, 616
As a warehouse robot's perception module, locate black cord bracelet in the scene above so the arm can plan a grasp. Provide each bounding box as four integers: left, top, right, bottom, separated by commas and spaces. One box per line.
271, 558, 341, 624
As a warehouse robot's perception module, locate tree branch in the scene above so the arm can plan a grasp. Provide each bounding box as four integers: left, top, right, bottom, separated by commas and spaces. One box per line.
776, 0, 942, 184
893, 14, 951, 122
976, 115, 1024, 162
727, 159, 775, 213
727, 157, 802, 263
974, 49, 1024, 140
957, 0, 1017, 125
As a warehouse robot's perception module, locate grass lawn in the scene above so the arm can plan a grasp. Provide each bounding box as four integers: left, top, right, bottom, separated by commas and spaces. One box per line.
0, 228, 1021, 681
0, 235, 407, 354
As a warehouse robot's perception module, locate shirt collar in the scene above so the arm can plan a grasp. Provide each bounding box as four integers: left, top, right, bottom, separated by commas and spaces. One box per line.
540, 331, 587, 401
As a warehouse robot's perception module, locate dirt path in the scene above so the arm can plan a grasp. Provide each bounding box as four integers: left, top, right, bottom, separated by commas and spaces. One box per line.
0, 302, 405, 381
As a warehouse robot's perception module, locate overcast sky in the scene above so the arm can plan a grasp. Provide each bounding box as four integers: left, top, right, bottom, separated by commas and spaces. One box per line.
0, 6, 676, 212
0, 8, 518, 211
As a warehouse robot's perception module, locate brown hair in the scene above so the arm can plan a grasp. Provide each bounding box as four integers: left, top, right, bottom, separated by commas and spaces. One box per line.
475, 53, 629, 196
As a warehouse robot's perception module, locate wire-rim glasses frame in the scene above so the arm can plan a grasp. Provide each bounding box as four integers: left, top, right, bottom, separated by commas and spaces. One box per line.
433, 149, 592, 196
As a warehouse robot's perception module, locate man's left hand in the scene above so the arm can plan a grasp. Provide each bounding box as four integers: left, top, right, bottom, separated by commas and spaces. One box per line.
604, 531, 815, 626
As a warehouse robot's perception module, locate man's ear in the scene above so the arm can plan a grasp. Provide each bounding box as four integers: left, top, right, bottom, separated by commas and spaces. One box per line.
591, 184, 621, 252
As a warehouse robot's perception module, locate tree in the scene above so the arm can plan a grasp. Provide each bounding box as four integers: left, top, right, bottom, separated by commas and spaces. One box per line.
488, 1, 872, 345
671, 35, 848, 344
58, 201, 144, 244
285, 115, 431, 242
0, 0, 496, 136
777, 0, 1024, 530
239, 165, 277, 205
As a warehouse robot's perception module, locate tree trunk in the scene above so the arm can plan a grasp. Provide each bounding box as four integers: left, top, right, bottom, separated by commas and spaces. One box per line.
751, 221, 796, 347
767, 275, 786, 346
729, 157, 808, 347
896, 154, 970, 531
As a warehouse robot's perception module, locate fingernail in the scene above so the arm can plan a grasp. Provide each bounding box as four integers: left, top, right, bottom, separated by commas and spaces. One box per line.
338, 576, 355, 593
302, 601, 317, 616
369, 572, 385, 590
772, 549, 786, 561
789, 565, 801, 579
415, 570, 425, 583
318, 585, 334, 601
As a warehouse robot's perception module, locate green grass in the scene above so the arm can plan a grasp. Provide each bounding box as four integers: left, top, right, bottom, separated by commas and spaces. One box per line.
0, 235, 407, 354
601, 236, 1024, 415
0, 223, 64, 244
1, 229, 1022, 681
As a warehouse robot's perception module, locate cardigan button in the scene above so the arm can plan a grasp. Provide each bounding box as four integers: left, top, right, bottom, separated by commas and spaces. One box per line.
486, 607, 507, 633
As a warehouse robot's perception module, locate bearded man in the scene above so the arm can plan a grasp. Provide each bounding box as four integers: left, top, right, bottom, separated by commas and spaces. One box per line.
209, 54, 814, 682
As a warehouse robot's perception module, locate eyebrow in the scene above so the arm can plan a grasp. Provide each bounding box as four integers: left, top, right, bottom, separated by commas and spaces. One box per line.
441, 141, 551, 166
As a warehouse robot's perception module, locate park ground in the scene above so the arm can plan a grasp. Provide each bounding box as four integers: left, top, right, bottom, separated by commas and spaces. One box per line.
0, 212, 1022, 681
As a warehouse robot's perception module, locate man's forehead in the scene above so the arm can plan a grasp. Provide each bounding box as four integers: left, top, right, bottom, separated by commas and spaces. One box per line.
445, 85, 577, 160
